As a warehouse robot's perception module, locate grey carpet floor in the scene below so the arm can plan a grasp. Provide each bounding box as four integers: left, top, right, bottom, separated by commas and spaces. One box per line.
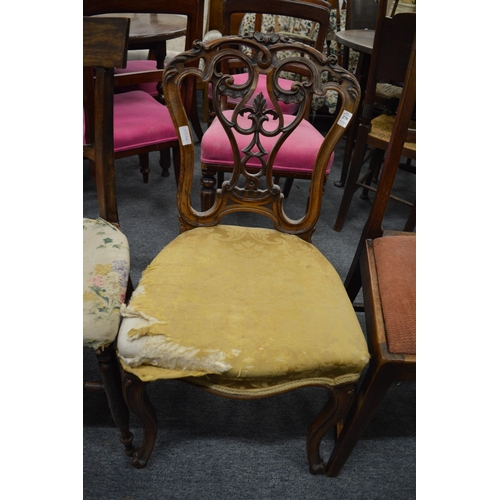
83, 117, 416, 499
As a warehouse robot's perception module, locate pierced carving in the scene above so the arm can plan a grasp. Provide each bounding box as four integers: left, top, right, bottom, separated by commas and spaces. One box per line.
162, 32, 362, 237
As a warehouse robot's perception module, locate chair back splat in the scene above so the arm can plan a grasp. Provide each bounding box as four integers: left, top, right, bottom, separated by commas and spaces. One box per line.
164, 32, 361, 241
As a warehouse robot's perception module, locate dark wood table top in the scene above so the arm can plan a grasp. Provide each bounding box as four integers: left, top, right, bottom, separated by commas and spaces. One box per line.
98, 13, 187, 44
335, 29, 375, 55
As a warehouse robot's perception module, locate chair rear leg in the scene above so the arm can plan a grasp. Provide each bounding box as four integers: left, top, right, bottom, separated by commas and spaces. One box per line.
96, 345, 134, 456
360, 148, 384, 200
139, 154, 150, 183
283, 177, 294, 198
325, 363, 393, 477
159, 149, 171, 178
335, 121, 357, 188
217, 171, 225, 189
333, 149, 366, 232
122, 369, 158, 468
306, 384, 356, 475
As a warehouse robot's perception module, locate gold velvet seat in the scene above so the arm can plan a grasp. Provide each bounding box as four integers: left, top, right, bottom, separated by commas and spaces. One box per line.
118, 225, 368, 387
116, 32, 367, 474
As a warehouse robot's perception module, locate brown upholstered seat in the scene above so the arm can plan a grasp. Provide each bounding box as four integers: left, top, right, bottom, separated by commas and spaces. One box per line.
372, 235, 416, 355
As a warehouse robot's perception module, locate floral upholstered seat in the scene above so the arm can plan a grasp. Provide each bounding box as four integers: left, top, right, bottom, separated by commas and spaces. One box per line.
83, 218, 130, 349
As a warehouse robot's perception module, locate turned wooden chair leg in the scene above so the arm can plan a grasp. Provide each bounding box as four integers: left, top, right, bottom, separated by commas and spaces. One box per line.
325, 363, 393, 477
95, 345, 135, 456
139, 153, 150, 183
335, 121, 357, 188
306, 384, 356, 475
201, 167, 217, 212
159, 149, 171, 178
122, 369, 158, 468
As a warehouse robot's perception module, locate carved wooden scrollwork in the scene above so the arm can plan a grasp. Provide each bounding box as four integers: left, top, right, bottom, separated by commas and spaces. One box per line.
164, 32, 361, 239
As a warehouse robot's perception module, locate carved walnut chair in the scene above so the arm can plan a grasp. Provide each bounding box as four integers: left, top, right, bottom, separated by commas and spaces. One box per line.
83, 0, 205, 184
83, 16, 134, 456
325, 41, 416, 476
115, 33, 369, 474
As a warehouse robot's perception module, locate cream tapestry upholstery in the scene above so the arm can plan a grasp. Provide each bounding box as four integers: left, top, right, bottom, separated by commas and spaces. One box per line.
83, 218, 130, 349
118, 225, 369, 388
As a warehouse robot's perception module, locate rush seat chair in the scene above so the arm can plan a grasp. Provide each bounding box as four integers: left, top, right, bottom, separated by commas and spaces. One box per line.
333, 10, 416, 231
115, 32, 369, 473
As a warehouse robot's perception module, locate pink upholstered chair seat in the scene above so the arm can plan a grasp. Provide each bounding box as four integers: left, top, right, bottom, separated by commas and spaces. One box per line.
201, 110, 333, 174
115, 59, 159, 96
113, 91, 178, 153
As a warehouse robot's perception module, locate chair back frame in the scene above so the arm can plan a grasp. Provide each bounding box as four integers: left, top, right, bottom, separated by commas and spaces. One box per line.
222, 0, 331, 52
345, 0, 379, 30
361, 11, 415, 125
164, 32, 360, 241
344, 39, 416, 301
83, 16, 130, 225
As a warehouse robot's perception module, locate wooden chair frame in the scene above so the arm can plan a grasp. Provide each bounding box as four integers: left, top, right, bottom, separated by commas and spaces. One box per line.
83, 16, 130, 225
325, 40, 416, 476
118, 32, 362, 471
83, 16, 135, 456
334, 9, 416, 231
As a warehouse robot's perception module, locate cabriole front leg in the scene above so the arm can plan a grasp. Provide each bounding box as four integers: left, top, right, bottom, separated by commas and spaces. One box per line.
306, 384, 356, 475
